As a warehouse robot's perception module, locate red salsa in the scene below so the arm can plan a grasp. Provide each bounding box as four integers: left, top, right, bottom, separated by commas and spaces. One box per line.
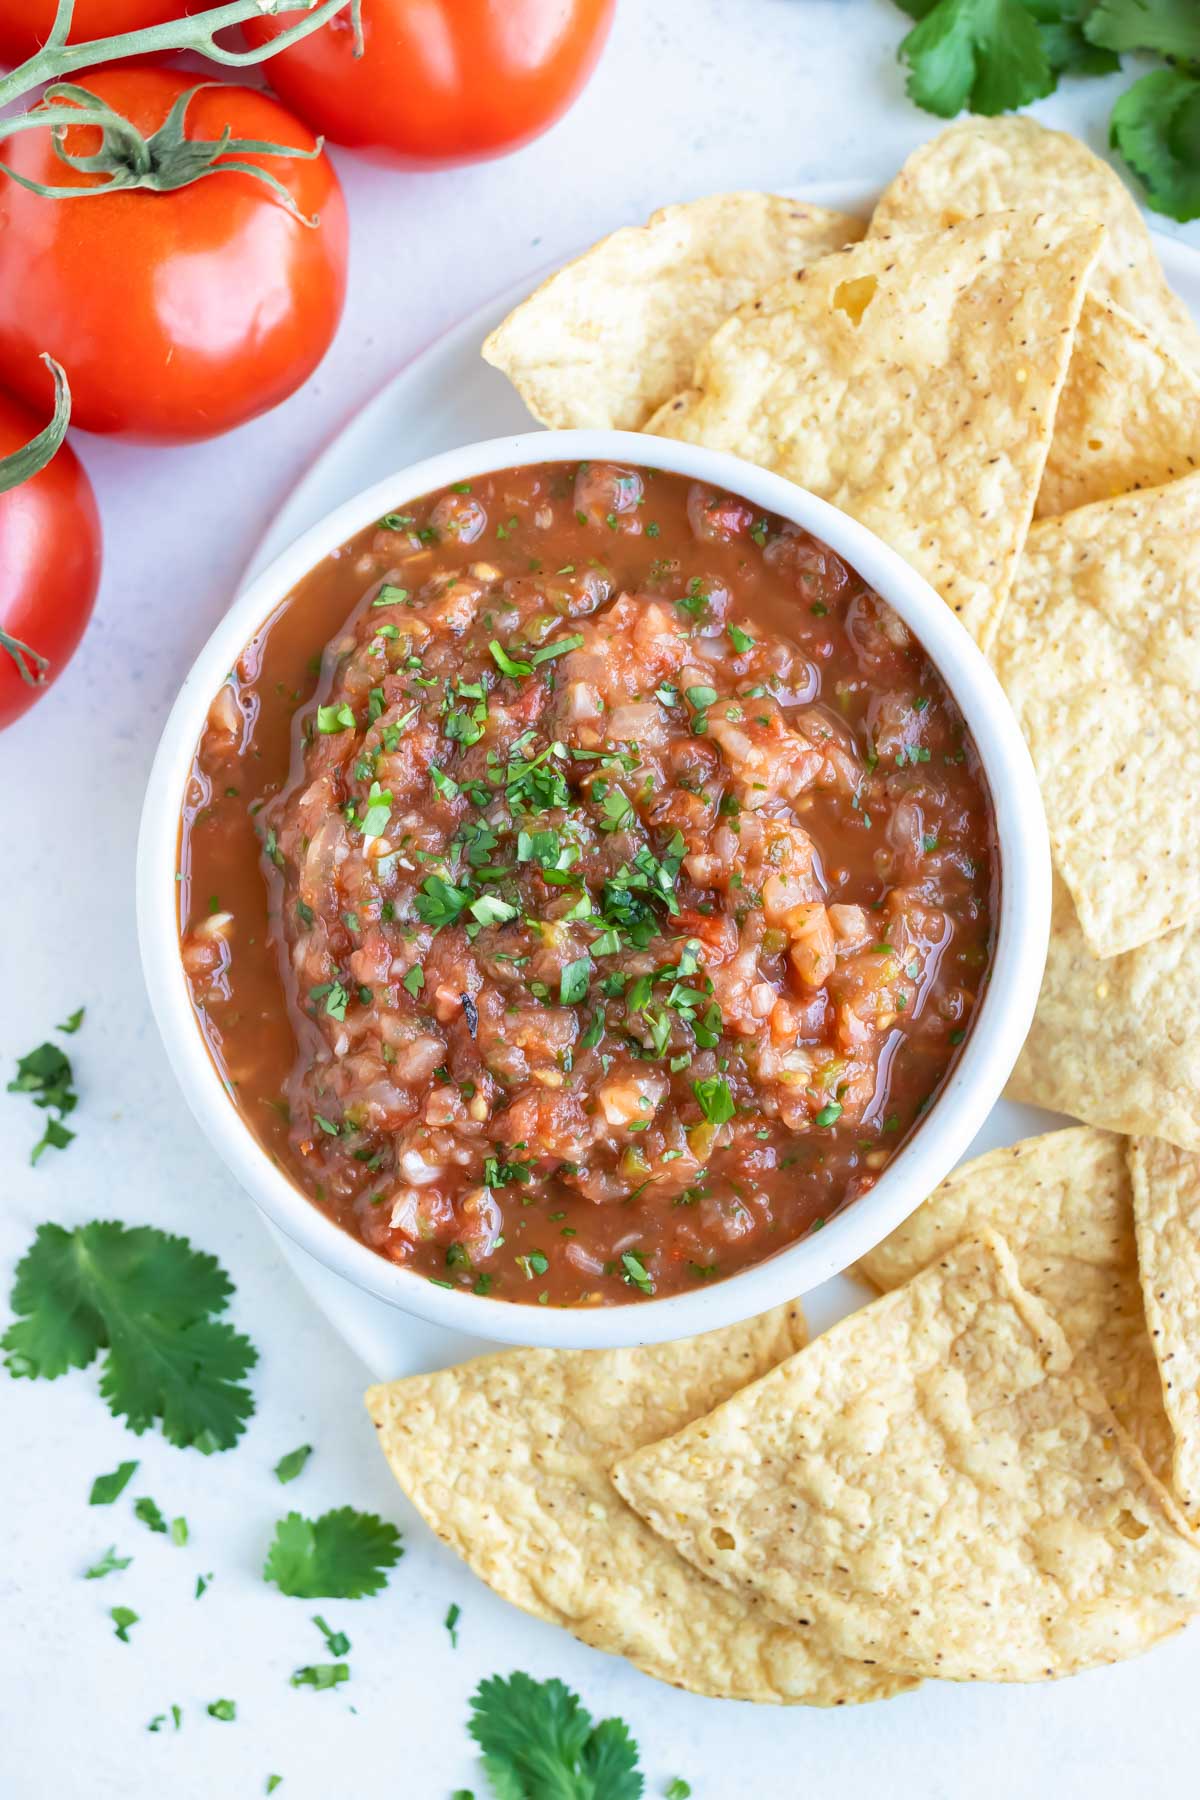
180, 462, 996, 1306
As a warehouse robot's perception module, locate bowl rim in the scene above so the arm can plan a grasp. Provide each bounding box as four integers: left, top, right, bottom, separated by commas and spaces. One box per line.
137, 426, 1050, 1350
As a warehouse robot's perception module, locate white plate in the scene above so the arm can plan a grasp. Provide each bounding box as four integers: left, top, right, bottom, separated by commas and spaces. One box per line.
242, 181, 1200, 1381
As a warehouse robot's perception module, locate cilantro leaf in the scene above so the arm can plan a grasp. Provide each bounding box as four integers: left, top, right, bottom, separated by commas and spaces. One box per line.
290, 1662, 350, 1691
1025, 0, 1119, 73
896, 0, 1055, 117
2, 1222, 257, 1452
57, 1006, 86, 1035
135, 1496, 168, 1534
468, 1672, 644, 1800
89, 1460, 138, 1505
111, 1605, 139, 1643
263, 1508, 403, 1599
274, 1443, 313, 1484
7, 1040, 78, 1165
84, 1545, 132, 1580
1110, 68, 1200, 223
1086, 0, 1200, 59
693, 1075, 735, 1125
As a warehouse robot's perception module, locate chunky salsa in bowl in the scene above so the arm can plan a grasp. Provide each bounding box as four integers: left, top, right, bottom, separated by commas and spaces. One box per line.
149, 430, 1045, 1342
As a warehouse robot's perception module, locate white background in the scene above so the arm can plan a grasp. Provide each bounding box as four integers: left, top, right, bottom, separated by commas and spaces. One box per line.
4, 3, 1200, 1797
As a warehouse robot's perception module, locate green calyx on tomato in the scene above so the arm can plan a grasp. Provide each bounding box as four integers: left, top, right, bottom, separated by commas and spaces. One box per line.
3, 80, 328, 222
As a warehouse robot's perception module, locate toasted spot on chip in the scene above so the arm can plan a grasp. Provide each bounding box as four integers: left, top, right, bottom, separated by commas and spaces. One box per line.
613, 1232, 1200, 1684
643, 210, 1103, 650
867, 116, 1200, 371
1039, 296, 1200, 519
858, 1127, 1173, 1482
364, 1303, 913, 1706
1131, 1137, 1200, 1526
481, 193, 865, 431
995, 470, 1200, 959
1009, 874, 1200, 1153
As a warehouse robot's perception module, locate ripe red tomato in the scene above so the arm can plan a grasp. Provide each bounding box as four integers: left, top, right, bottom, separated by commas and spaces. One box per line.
0, 0, 180, 68
0, 381, 102, 729
0, 67, 349, 442
245, 0, 615, 168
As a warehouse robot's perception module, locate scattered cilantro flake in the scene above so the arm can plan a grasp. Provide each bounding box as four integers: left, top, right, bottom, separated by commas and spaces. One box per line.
727, 625, 755, 653
2, 1221, 257, 1452
559, 957, 591, 1006
275, 1444, 313, 1485
445, 1601, 461, 1648
57, 1007, 86, 1034
7, 1039, 78, 1165
530, 633, 585, 665
135, 1497, 167, 1534
371, 583, 408, 607
469, 894, 519, 928
266, 1779, 283, 1795
90, 1460, 138, 1506
489, 640, 533, 679
196, 1573, 212, 1598
468, 1673, 643, 1800
85, 1545, 132, 1580
110, 1605, 139, 1643
171, 1516, 189, 1547
290, 1662, 350, 1691
360, 780, 393, 839
415, 874, 473, 930
403, 965, 425, 998
207, 1699, 237, 1722
316, 701, 356, 734
148, 1707, 182, 1733
313, 1613, 351, 1656
621, 1251, 655, 1295
815, 1100, 844, 1128
693, 1075, 735, 1125
263, 1508, 403, 1599
665, 1783, 691, 1799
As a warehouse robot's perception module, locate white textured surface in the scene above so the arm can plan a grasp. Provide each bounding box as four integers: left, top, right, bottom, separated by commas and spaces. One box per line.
3, 3, 1200, 1795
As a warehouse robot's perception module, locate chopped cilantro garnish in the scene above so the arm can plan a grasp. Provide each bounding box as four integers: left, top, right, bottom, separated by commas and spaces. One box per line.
134, 1496, 168, 1534
693, 1075, 734, 1124
470, 893, 518, 927
666, 1781, 692, 1798
171, 1516, 189, 1547
403, 965, 425, 998
85, 1545, 132, 1580
815, 1100, 844, 1128
727, 625, 755, 653
360, 781, 393, 838
263, 1509, 403, 1599
371, 584, 408, 607
467, 1672, 643, 1800
110, 1605, 139, 1643
621, 1251, 655, 1294
316, 702, 356, 734
312, 1614, 351, 1656
3, 1222, 257, 1452
290, 1662, 350, 1692
206, 1699, 237, 1722
530, 633, 585, 664
559, 957, 591, 1006
430, 765, 460, 802
89, 1460, 138, 1506
444, 1601, 461, 1648
598, 790, 634, 832
57, 1006, 86, 1034
489, 640, 533, 679
415, 874, 474, 929
7, 1039, 78, 1165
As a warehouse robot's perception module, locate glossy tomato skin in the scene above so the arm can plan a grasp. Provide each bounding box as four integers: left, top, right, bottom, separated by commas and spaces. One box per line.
0, 68, 349, 442
246, 0, 615, 168
0, 0, 180, 68
0, 386, 101, 729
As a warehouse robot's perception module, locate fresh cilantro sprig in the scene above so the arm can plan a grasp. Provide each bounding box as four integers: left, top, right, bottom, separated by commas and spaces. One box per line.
890, 0, 1200, 218
467, 1672, 644, 1800
2, 1222, 257, 1452
263, 1508, 403, 1599
7, 1037, 79, 1165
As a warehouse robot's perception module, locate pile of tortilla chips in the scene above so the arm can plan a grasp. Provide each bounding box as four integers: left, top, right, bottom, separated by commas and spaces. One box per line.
365, 117, 1200, 1702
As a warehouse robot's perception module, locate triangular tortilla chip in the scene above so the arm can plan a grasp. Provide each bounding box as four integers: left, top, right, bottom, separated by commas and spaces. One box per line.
858, 1127, 1172, 1482
868, 116, 1200, 371
995, 471, 1200, 958
645, 211, 1103, 649
613, 1232, 1200, 1683
481, 193, 864, 431
1039, 295, 1200, 519
1131, 1136, 1200, 1526
1008, 874, 1200, 1153
364, 1304, 911, 1705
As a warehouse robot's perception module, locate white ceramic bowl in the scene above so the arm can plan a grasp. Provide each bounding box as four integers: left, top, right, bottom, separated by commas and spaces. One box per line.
139, 428, 1050, 1350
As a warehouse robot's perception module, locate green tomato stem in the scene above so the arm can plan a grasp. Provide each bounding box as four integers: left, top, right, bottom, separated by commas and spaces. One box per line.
0, 0, 358, 114
0, 356, 71, 496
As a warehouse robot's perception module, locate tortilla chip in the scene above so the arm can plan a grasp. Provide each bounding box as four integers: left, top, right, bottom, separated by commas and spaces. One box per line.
1039, 296, 1200, 519
365, 1303, 911, 1705
1008, 874, 1200, 1153
646, 211, 1103, 649
481, 194, 865, 431
1131, 1136, 1200, 1525
995, 471, 1200, 958
858, 1127, 1172, 1482
613, 1232, 1200, 1683
868, 117, 1200, 371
